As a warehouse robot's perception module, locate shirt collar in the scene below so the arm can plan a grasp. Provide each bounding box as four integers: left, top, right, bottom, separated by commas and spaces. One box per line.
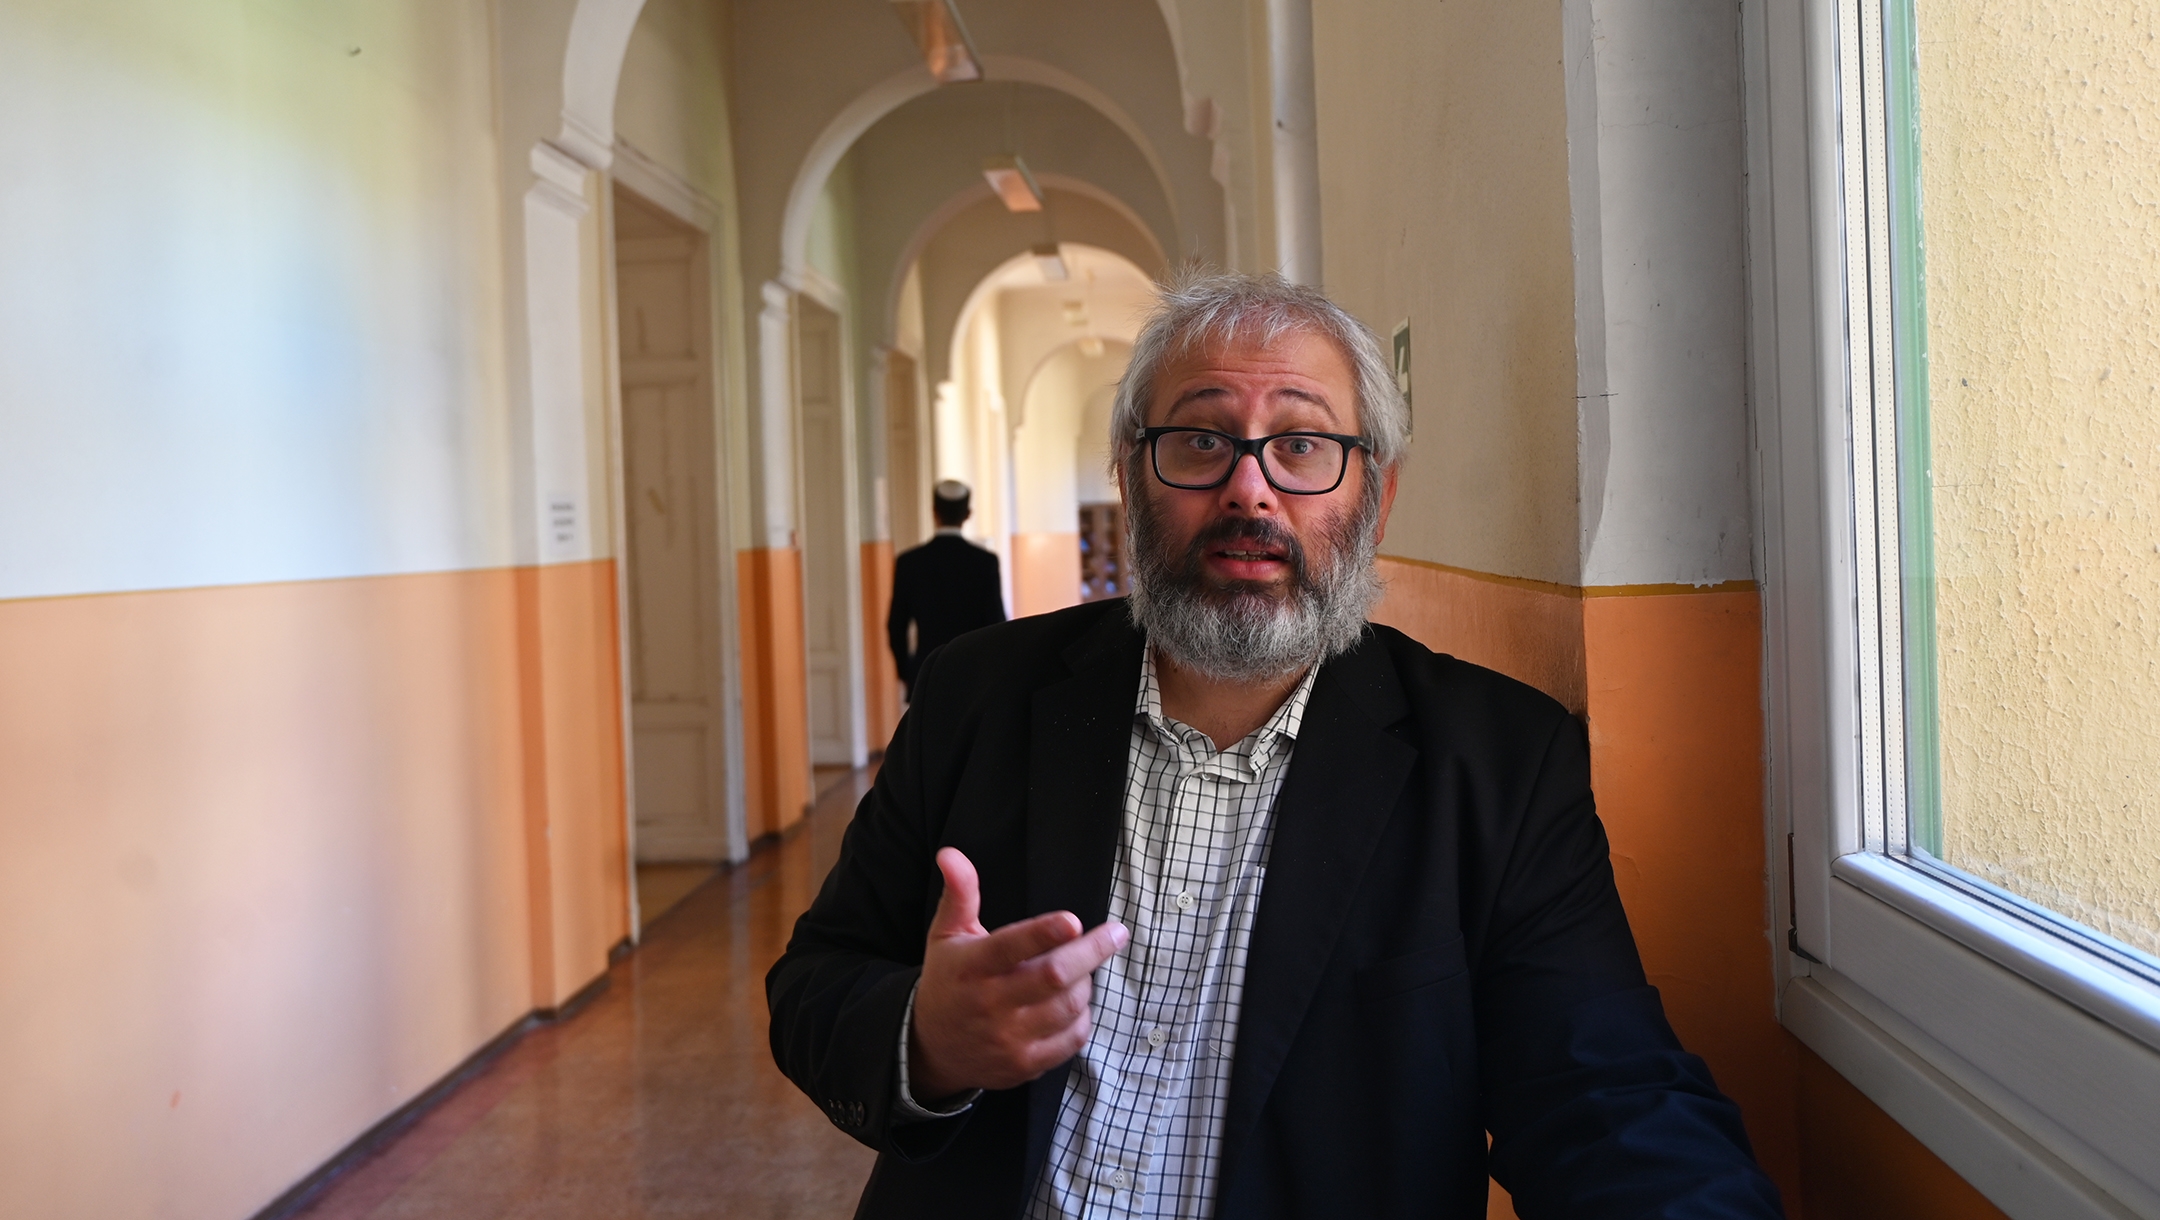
1136, 645, 1321, 775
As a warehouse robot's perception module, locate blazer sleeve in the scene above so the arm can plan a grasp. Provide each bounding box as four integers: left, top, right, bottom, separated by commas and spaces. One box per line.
984, 551, 1007, 623
766, 647, 972, 1162
887, 556, 915, 684
1476, 715, 1785, 1219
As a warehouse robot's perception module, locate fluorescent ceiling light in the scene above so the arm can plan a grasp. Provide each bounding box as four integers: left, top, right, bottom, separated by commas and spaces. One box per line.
890, 0, 982, 84
1032, 243, 1069, 281
983, 155, 1044, 213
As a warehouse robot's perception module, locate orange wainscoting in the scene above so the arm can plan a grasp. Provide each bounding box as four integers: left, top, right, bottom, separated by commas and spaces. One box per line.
1797, 1045, 2011, 1220
1011, 531, 1083, 620
514, 559, 631, 1008
860, 540, 901, 748
1372, 556, 1588, 714
1579, 587, 1800, 1207
737, 547, 811, 840
0, 562, 627, 1220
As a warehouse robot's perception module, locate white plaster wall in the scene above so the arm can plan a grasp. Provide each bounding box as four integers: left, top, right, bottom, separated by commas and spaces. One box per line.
1077, 383, 1123, 504
1568, 0, 1752, 588
1015, 344, 1134, 535
0, 0, 516, 599
1311, 0, 1582, 584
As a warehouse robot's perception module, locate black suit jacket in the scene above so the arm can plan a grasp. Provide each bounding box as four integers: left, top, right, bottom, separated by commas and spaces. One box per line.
888, 533, 1005, 696
769, 599, 1783, 1218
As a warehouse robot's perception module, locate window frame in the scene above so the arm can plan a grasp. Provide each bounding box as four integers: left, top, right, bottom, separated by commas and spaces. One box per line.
1745, 0, 2160, 1216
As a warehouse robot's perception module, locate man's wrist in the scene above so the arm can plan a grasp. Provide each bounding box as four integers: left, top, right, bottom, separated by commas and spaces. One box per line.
895, 980, 979, 1122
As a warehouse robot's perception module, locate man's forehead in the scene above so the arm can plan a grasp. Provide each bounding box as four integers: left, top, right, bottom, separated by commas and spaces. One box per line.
1152, 326, 1356, 423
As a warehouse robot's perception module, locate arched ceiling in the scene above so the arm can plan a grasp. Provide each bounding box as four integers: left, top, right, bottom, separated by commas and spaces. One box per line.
911, 195, 1165, 386
840, 79, 1175, 370
727, 0, 1221, 301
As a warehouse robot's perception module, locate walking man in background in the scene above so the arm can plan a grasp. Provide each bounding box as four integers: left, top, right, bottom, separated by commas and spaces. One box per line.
887, 480, 1006, 701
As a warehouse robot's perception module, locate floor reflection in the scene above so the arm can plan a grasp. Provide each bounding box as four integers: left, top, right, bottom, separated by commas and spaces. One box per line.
293, 768, 879, 1219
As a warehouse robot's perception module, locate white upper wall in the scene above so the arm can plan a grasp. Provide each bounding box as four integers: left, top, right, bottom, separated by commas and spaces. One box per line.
1567, 0, 1752, 587
0, 0, 514, 601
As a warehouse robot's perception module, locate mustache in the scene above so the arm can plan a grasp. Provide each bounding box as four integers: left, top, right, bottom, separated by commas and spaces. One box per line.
1178, 515, 1311, 587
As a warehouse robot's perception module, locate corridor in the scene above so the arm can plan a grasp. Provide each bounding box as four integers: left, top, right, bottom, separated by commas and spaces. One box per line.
6, 0, 2154, 1216
289, 771, 875, 1220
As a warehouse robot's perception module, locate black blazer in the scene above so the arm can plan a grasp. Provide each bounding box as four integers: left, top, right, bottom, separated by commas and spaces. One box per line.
770, 599, 1782, 1219
888, 533, 1006, 695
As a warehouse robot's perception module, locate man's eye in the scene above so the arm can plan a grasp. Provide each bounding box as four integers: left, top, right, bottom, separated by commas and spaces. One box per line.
1186, 433, 1224, 452
1280, 437, 1318, 456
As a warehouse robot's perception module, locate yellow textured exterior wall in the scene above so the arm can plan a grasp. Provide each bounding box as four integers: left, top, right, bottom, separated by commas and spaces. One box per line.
1918, 0, 2160, 956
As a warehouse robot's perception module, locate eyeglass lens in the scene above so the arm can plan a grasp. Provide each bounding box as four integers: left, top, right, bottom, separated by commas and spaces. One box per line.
1153, 430, 1347, 492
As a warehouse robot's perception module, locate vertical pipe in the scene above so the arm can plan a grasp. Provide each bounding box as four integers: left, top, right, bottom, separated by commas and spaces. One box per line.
1268, 0, 1324, 285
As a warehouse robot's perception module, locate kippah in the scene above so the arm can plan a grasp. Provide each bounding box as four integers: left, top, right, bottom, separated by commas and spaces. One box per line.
933, 479, 970, 502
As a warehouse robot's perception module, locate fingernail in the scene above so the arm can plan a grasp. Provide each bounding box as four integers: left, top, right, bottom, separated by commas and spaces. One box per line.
1108, 922, 1129, 949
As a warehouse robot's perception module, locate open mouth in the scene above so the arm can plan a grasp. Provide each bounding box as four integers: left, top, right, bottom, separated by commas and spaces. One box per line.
1213, 544, 1287, 563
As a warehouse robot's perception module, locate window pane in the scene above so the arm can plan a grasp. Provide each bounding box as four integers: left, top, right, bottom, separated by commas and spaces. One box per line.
1906, 0, 2160, 962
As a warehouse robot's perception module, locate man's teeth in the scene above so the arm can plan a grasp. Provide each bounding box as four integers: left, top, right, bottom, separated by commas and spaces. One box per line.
1221, 549, 1276, 560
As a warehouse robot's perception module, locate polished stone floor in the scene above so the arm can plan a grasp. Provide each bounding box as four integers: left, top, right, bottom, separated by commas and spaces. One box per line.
292, 770, 879, 1219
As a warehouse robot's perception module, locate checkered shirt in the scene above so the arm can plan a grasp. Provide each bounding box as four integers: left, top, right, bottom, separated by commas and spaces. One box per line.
1023, 648, 1317, 1219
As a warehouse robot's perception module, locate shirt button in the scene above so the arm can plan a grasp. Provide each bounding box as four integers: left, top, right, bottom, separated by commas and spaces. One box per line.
1146, 1027, 1167, 1049
1174, 889, 1195, 910
1110, 1170, 1129, 1187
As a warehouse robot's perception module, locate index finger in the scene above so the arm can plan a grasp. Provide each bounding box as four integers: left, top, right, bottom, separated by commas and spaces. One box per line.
966, 909, 1085, 975
1001, 920, 1129, 1003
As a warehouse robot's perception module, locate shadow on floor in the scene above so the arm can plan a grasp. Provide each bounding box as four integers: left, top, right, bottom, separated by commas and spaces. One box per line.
289, 767, 880, 1219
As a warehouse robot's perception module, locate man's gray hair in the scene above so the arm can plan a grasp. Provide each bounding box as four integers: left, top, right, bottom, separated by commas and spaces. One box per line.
1110, 269, 1409, 473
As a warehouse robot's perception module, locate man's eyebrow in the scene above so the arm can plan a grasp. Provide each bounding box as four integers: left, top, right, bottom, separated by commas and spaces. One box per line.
1163, 384, 1341, 422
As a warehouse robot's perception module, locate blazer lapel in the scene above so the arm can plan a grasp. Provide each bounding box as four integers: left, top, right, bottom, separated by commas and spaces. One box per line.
1220, 630, 1416, 1184
1022, 606, 1145, 1180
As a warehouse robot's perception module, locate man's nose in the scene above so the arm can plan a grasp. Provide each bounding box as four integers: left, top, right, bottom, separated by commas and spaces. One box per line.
1217, 449, 1276, 513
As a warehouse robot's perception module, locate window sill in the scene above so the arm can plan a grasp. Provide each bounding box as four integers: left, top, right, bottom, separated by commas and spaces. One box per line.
1833, 853, 2160, 1057
1796, 858, 2160, 1218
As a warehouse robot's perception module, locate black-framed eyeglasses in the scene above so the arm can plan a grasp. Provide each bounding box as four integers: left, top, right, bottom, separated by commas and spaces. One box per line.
1136, 426, 1371, 495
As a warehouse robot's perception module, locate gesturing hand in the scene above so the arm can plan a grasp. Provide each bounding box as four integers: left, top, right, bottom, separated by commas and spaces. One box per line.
908, 847, 1129, 1101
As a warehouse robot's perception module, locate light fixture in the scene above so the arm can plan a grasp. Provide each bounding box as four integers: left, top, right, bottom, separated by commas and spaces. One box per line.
982, 155, 1044, 213
890, 0, 982, 84
1032, 243, 1069, 282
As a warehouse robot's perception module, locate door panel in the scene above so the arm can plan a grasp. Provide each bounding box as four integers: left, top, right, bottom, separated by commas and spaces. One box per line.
796, 298, 862, 766
616, 193, 727, 862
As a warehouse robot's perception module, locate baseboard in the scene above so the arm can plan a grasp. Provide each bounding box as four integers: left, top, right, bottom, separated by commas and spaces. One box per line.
248, 1010, 540, 1220
251, 967, 618, 1220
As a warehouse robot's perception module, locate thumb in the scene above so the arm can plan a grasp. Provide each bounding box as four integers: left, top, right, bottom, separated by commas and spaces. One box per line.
928, 847, 986, 939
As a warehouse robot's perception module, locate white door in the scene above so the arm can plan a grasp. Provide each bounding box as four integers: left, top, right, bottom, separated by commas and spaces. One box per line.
795, 297, 866, 766
616, 191, 728, 861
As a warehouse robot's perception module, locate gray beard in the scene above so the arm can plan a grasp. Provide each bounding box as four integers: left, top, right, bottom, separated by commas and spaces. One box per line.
1124, 480, 1384, 683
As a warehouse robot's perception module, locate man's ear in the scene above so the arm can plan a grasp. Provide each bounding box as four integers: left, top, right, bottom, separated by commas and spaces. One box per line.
1373, 464, 1400, 546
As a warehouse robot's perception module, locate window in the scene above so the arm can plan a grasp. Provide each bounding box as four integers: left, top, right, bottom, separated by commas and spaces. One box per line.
1749, 0, 2160, 1214
1855, 0, 2160, 980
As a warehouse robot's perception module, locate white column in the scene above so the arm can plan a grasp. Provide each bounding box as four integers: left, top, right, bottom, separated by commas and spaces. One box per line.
523, 141, 596, 564
1267, 0, 1323, 285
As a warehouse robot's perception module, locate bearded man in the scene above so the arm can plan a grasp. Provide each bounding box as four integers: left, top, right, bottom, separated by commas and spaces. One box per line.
767, 273, 1783, 1219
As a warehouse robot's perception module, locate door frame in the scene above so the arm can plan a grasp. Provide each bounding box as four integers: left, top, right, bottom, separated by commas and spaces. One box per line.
790, 272, 871, 768
604, 146, 753, 927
